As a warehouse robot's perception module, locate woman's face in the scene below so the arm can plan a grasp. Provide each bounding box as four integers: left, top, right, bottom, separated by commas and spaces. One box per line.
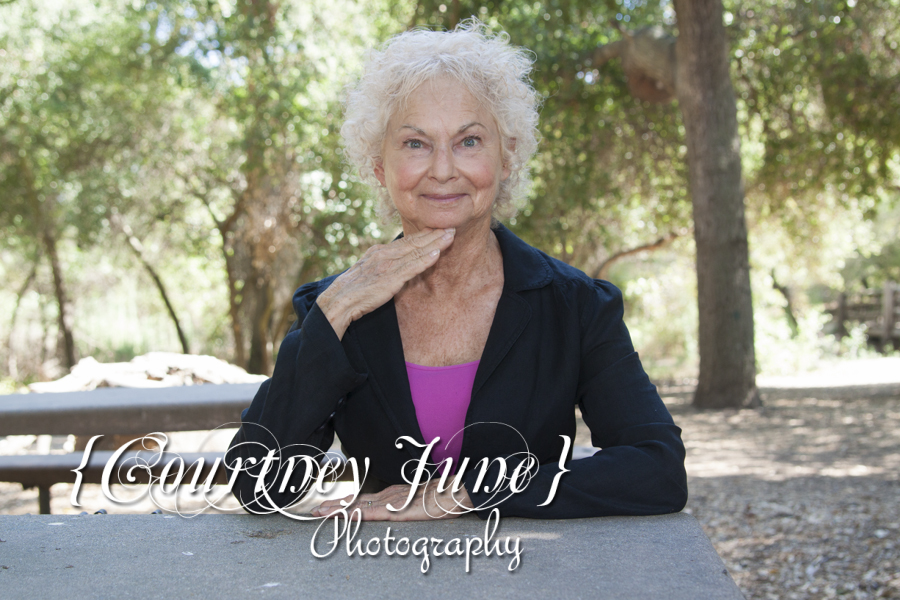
375, 77, 509, 233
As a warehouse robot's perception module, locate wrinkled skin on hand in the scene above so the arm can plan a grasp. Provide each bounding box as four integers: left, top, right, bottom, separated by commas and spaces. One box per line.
315, 227, 456, 340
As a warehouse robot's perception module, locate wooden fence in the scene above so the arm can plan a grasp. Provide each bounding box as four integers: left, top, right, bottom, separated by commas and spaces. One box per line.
833, 282, 900, 351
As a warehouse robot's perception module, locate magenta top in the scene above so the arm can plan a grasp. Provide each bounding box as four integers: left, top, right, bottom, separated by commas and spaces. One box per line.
405, 360, 479, 474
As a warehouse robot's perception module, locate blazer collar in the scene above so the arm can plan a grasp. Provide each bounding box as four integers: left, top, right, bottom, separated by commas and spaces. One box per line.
492, 223, 553, 292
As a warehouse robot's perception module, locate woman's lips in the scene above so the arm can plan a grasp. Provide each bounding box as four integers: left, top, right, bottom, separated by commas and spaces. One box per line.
423, 193, 465, 201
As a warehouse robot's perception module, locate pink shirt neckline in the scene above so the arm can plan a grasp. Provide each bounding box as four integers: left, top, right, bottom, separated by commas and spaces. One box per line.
404, 359, 480, 371
405, 359, 480, 474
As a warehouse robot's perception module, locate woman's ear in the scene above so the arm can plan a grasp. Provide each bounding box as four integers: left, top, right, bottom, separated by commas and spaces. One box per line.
374, 159, 386, 187
502, 138, 517, 180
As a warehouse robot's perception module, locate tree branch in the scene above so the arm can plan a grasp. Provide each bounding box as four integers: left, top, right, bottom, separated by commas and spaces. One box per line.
591, 39, 627, 68
593, 231, 681, 280
109, 212, 191, 355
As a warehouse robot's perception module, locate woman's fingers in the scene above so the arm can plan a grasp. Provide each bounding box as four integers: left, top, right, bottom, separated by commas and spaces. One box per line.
353, 228, 453, 303
404, 227, 453, 251
311, 492, 387, 520
376, 227, 454, 261
314, 227, 454, 340
310, 493, 357, 517
404, 227, 455, 250
392, 228, 454, 277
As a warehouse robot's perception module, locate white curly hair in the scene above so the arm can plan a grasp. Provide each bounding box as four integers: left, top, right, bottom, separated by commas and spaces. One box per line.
340, 18, 541, 222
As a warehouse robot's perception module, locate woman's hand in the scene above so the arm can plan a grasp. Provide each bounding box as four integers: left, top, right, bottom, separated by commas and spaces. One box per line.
310, 479, 474, 521
315, 227, 455, 340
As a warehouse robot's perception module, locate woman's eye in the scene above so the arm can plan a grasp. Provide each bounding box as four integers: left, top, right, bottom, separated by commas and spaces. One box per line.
406, 139, 423, 149
462, 136, 480, 148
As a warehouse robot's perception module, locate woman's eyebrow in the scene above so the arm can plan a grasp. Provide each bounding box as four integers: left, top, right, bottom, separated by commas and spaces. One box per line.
396, 122, 486, 135
457, 122, 485, 133
399, 125, 427, 135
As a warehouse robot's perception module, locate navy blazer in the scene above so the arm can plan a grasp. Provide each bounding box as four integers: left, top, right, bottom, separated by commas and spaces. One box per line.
227, 224, 687, 518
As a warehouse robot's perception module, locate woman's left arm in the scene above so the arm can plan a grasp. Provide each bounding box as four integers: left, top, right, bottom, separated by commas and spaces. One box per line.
464, 279, 688, 519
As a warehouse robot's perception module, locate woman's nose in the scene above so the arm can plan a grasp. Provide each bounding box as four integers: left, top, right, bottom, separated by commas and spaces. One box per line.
429, 145, 457, 182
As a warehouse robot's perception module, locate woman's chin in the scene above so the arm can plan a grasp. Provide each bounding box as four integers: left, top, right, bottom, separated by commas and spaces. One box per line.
402, 212, 491, 234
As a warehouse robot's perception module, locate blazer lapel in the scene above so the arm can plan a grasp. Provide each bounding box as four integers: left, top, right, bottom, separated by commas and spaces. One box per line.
470, 224, 552, 397
471, 290, 531, 398
348, 299, 426, 457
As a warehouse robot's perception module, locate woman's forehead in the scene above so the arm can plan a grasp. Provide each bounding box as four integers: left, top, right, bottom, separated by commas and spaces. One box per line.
387, 77, 498, 134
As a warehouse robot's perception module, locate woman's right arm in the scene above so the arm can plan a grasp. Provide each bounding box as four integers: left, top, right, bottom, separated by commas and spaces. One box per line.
225, 284, 367, 512
226, 228, 455, 512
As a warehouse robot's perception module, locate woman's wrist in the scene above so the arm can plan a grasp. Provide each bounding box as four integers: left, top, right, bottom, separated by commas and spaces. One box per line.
315, 294, 351, 341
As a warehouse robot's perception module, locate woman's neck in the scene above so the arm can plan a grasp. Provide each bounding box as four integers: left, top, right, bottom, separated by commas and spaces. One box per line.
401, 219, 502, 297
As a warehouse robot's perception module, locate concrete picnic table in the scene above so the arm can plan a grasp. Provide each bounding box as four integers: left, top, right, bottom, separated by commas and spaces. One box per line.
0, 383, 263, 513
0, 512, 744, 599
0, 383, 262, 436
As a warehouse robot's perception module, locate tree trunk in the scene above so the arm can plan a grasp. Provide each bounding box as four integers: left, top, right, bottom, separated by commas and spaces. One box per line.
113, 215, 191, 354
20, 157, 77, 370
271, 296, 295, 358
6, 259, 39, 380
771, 270, 799, 338
39, 293, 51, 369
192, 189, 247, 369
43, 223, 77, 371
223, 244, 247, 369
673, 0, 760, 409
246, 275, 274, 375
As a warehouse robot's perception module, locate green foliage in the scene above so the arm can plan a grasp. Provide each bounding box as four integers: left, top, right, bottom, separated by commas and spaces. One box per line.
840, 201, 900, 290
147, 0, 403, 371
0, 0, 185, 244
614, 240, 699, 382
1, 0, 898, 383
843, 241, 900, 290
728, 0, 900, 229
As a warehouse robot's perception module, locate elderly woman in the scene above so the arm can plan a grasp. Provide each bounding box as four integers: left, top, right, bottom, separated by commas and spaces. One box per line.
227, 20, 687, 520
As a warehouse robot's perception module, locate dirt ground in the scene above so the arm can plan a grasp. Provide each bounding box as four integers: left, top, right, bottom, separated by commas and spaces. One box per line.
2, 357, 899, 599
673, 358, 900, 599
668, 392, 900, 600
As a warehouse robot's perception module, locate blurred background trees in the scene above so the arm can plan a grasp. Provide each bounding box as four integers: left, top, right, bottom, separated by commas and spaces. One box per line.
1, 0, 898, 401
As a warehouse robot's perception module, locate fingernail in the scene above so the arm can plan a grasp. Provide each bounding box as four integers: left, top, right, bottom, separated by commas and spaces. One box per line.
442, 231, 454, 240
430, 249, 440, 256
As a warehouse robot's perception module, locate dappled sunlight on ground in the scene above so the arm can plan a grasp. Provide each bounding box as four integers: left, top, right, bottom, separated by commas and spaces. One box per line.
664, 387, 900, 599
573, 359, 900, 598
668, 396, 900, 481
757, 357, 900, 388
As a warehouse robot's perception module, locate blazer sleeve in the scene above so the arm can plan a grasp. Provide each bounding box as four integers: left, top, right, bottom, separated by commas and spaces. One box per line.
464, 279, 688, 519
225, 281, 367, 512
